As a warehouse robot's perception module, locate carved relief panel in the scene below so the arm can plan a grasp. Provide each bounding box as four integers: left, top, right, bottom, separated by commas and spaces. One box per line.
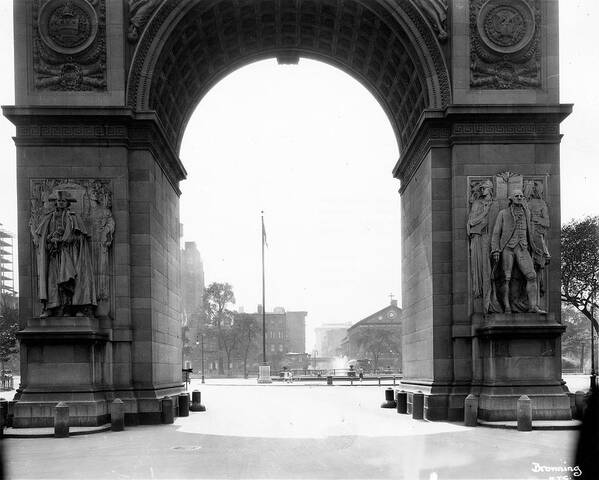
467, 172, 550, 314
470, 0, 541, 89
32, 0, 107, 91
30, 179, 115, 317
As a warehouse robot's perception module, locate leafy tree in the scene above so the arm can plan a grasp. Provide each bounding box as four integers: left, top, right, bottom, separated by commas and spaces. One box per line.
0, 295, 19, 373
562, 305, 592, 372
203, 282, 235, 375
354, 327, 401, 371
233, 313, 260, 378
561, 216, 599, 335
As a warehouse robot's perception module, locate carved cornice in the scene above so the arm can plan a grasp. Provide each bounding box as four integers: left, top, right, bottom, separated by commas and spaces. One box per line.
393, 104, 572, 192
2, 107, 186, 195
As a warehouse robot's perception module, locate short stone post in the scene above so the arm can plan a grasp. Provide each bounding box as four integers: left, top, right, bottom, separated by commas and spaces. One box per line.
178, 393, 190, 417
381, 388, 397, 408
517, 395, 532, 431
0, 399, 7, 437
396, 391, 407, 414
54, 401, 69, 438
574, 391, 586, 419
161, 397, 174, 424
326, 375, 333, 385
190, 390, 206, 412
464, 394, 478, 427
111, 399, 125, 431
412, 391, 424, 420
378, 376, 381, 386
393, 376, 396, 386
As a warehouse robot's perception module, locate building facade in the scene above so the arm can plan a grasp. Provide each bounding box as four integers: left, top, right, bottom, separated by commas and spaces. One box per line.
346, 299, 402, 372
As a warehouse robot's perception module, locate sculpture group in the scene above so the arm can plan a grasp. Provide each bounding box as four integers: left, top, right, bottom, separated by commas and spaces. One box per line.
30, 180, 115, 318
468, 172, 550, 314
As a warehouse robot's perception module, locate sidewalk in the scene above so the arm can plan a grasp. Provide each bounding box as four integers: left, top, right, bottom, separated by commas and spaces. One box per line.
2, 379, 582, 479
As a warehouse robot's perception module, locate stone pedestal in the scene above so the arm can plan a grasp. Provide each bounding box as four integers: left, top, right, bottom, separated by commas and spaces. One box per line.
14, 316, 110, 427
257, 365, 272, 384
472, 313, 570, 421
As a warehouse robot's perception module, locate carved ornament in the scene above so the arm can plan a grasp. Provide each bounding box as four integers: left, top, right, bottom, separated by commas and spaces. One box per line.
470, 0, 541, 89
33, 0, 107, 91
128, 0, 163, 43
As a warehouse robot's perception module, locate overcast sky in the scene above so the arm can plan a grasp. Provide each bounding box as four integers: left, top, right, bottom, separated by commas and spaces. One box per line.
0, 2, 598, 351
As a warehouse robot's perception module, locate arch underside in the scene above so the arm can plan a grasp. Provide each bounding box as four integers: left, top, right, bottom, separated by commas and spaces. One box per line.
128, 0, 451, 154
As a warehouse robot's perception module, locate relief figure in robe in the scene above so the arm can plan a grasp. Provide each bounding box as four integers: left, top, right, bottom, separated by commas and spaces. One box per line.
33, 190, 96, 317
467, 180, 499, 313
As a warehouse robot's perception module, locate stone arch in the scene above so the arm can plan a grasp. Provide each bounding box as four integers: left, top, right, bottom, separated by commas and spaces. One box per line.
127, 0, 451, 153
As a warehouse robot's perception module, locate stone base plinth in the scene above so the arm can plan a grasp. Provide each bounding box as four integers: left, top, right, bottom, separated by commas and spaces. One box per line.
472, 312, 570, 421
257, 365, 272, 384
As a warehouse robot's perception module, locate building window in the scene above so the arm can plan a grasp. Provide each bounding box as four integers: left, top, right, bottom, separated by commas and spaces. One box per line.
271, 344, 275, 352
279, 344, 283, 352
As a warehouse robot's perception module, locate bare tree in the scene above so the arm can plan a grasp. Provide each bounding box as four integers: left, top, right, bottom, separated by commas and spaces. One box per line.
203, 282, 235, 375
354, 327, 401, 371
234, 313, 260, 378
561, 216, 599, 335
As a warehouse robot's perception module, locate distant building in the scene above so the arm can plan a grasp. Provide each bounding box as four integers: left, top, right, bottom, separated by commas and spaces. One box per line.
314, 323, 351, 358
0, 224, 15, 299
346, 299, 402, 372
181, 241, 205, 364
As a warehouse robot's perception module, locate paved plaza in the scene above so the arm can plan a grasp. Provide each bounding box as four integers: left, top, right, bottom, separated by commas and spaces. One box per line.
1, 377, 587, 480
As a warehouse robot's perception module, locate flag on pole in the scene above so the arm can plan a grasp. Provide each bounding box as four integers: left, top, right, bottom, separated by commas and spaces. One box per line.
262, 212, 268, 248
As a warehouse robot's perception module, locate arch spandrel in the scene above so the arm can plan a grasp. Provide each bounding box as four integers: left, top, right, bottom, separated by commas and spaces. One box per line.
126, 0, 452, 154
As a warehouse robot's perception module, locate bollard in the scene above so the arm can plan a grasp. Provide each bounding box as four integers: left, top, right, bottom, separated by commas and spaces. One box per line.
161, 397, 174, 424
111, 399, 125, 431
0, 399, 7, 437
574, 391, 586, 419
517, 395, 532, 431
326, 376, 333, 385
190, 390, 206, 412
412, 391, 424, 420
393, 376, 396, 386
381, 388, 397, 408
54, 401, 69, 438
464, 394, 478, 427
396, 390, 407, 414
178, 393, 190, 417
378, 377, 381, 386
350, 378, 353, 386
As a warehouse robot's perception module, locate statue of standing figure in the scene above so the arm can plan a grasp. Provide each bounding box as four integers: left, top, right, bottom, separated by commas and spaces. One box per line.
467, 180, 500, 313
33, 190, 97, 317
490, 189, 545, 314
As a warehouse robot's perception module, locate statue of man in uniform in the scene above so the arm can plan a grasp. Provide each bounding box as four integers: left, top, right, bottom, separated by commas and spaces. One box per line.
491, 189, 545, 314
33, 190, 96, 317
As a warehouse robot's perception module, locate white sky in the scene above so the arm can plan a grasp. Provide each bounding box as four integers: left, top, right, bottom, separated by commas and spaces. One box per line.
0, 2, 598, 351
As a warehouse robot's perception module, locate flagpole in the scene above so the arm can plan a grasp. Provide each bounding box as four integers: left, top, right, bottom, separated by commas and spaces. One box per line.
261, 211, 266, 364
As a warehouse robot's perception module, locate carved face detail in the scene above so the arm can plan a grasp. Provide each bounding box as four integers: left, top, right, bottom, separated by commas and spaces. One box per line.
510, 189, 525, 206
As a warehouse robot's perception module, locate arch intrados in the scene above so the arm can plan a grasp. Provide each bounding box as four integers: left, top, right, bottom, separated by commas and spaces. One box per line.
127, 0, 451, 154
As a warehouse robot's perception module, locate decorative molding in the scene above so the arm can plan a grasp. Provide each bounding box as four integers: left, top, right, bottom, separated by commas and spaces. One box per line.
5, 108, 186, 195
16, 125, 127, 138
32, 0, 107, 91
453, 123, 559, 136
470, 0, 541, 89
